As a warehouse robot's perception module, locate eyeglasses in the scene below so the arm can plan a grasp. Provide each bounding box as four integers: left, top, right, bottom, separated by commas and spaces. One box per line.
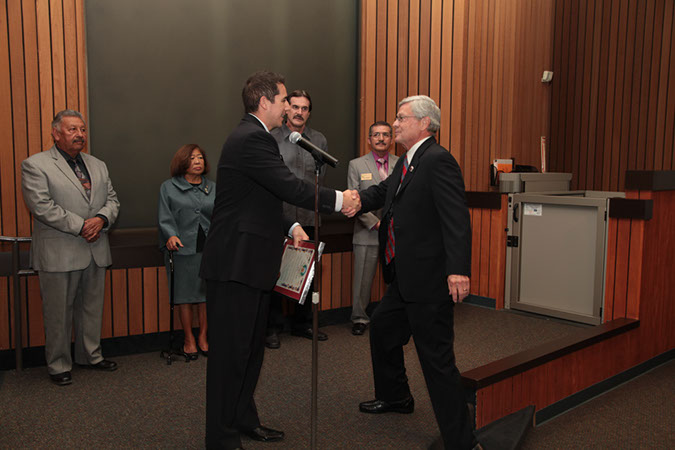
369, 132, 391, 138
395, 114, 417, 122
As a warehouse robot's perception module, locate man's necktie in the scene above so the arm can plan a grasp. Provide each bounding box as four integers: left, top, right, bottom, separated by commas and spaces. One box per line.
71, 161, 91, 200
377, 157, 388, 181
385, 157, 409, 264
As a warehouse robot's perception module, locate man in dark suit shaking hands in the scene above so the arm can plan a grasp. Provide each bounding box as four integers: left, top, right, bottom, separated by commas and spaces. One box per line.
355, 95, 477, 449
200, 71, 359, 449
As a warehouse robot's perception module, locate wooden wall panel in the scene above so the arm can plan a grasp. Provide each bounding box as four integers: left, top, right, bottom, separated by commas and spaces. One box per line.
1, 0, 88, 242
142, 267, 159, 333
127, 268, 144, 336
550, 0, 675, 190
468, 199, 508, 308
359, 0, 554, 188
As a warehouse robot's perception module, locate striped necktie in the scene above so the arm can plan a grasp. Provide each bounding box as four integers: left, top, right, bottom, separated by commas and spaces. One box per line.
377, 157, 388, 181
385, 157, 409, 264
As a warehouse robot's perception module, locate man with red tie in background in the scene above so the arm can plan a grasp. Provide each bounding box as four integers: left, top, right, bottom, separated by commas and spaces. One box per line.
347, 121, 398, 336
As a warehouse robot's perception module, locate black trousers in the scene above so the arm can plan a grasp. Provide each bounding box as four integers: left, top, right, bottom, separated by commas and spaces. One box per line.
369, 277, 474, 450
205, 280, 270, 449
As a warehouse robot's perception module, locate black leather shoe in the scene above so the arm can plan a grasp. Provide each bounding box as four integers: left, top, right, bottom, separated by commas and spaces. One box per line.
242, 426, 284, 442
265, 332, 280, 349
197, 345, 208, 357
352, 323, 368, 335
49, 371, 72, 386
78, 359, 118, 371
291, 327, 328, 341
359, 396, 414, 414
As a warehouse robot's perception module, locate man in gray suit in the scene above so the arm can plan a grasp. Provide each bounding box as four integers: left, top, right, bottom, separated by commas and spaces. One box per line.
347, 121, 398, 335
21, 110, 120, 386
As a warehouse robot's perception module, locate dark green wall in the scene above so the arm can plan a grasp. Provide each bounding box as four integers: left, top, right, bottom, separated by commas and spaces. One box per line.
86, 0, 358, 228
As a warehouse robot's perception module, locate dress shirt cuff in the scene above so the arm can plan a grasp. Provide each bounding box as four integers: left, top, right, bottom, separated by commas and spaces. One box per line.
288, 222, 301, 237
96, 214, 109, 228
334, 190, 343, 212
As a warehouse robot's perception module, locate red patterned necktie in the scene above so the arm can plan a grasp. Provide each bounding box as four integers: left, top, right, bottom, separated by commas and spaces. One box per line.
385, 157, 409, 264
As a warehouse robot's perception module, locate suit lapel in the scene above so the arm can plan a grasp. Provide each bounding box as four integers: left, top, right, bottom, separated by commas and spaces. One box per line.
396, 137, 434, 197
383, 157, 405, 216
81, 152, 97, 203
50, 147, 90, 203
363, 154, 380, 183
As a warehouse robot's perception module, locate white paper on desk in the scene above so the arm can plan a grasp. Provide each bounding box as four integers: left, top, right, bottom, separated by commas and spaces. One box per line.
275, 240, 325, 304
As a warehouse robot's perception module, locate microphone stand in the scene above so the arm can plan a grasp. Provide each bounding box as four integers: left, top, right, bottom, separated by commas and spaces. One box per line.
310, 158, 324, 450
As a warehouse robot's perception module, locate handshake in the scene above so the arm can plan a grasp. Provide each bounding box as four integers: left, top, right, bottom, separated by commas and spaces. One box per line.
341, 189, 361, 218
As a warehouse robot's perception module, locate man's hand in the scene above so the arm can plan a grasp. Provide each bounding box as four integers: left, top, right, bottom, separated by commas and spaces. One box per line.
291, 225, 310, 247
81, 217, 105, 243
374, 220, 380, 231
166, 236, 184, 252
341, 189, 361, 217
447, 274, 470, 303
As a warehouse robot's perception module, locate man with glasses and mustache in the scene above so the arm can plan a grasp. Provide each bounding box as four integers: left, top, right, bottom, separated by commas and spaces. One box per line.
354, 96, 479, 449
21, 109, 120, 386
265, 89, 330, 348
347, 121, 399, 336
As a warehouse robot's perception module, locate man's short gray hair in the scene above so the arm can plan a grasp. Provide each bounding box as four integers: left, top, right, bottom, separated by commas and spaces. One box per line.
52, 110, 85, 130
398, 95, 441, 133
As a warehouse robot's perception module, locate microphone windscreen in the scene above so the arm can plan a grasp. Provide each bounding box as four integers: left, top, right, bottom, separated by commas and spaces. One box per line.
289, 131, 302, 144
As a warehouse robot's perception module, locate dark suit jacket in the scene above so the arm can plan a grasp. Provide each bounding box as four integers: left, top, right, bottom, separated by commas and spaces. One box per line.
200, 114, 336, 290
359, 137, 471, 303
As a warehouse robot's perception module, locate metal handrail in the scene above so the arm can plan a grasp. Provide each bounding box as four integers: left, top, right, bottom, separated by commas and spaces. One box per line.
0, 235, 34, 371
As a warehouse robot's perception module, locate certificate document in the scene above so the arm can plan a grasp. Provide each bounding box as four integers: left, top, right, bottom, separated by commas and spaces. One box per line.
274, 239, 325, 304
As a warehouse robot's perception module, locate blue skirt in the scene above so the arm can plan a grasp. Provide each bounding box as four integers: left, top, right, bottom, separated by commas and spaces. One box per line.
164, 252, 206, 304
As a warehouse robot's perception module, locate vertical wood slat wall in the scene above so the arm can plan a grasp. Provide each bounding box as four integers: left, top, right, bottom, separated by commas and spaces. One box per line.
469, 197, 507, 308
550, 0, 675, 191
603, 190, 650, 322
359, 0, 554, 191
0, 0, 88, 351
0, 0, 87, 241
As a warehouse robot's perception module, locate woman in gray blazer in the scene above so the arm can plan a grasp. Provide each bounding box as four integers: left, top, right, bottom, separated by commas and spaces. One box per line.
158, 144, 215, 359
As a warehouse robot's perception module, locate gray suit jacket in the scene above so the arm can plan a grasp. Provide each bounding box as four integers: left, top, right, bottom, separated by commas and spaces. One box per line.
21, 146, 120, 272
347, 151, 399, 245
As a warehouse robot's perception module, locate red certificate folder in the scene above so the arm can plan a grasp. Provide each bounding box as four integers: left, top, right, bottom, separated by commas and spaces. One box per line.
274, 239, 325, 304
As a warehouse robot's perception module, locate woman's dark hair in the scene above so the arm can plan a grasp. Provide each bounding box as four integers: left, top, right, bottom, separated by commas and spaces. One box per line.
170, 144, 210, 177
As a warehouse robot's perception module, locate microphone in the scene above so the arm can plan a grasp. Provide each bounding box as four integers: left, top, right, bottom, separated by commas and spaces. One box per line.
289, 131, 338, 168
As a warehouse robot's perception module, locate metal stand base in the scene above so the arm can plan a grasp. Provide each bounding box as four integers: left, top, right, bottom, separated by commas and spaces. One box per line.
160, 347, 190, 365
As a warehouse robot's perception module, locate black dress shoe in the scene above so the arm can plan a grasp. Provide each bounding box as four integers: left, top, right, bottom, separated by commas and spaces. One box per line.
359, 396, 415, 414
78, 359, 118, 371
197, 345, 208, 357
265, 332, 280, 349
291, 327, 328, 341
49, 371, 72, 386
242, 426, 284, 442
352, 323, 368, 335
